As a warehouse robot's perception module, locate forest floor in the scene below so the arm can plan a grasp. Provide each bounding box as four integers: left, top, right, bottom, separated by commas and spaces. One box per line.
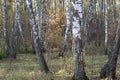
0, 52, 120, 80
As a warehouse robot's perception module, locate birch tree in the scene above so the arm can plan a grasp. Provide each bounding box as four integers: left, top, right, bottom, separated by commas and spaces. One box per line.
72, 0, 88, 80
87, 0, 93, 43
112, 0, 116, 20
12, 0, 25, 58
12, 11, 18, 59
35, 0, 45, 53
104, 0, 108, 55
38, 0, 45, 53
26, 0, 49, 73
97, 0, 104, 47
2, 0, 11, 58
59, 0, 71, 56
100, 15, 120, 79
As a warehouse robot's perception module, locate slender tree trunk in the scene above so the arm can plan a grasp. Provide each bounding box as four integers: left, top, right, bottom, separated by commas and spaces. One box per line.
12, 0, 18, 58
87, 0, 93, 44
16, 1, 25, 44
2, 0, 11, 58
98, 0, 103, 47
59, 0, 63, 15
12, 19, 18, 59
26, 0, 49, 73
59, 0, 71, 56
104, 0, 109, 55
35, 0, 45, 53
112, 0, 116, 20
12, 0, 26, 59
54, 0, 56, 14
72, 0, 88, 80
100, 15, 120, 79
38, 0, 45, 53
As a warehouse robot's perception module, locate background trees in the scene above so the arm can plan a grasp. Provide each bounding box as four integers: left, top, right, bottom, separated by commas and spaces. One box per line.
100, 14, 120, 79
0, 0, 120, 80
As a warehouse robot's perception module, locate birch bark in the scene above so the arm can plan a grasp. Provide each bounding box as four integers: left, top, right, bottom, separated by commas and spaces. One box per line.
12, 0, 25, 58
72, 0, 88, 80
59, 0, 71, 56
105, 0, 108, 54
12, 8, 18, 58
26, 0, 49, 73
2, 0, 11, 58
38, 0, 45, 53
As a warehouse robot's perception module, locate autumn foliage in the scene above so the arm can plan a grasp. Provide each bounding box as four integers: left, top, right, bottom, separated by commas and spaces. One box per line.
46, 14, 66, 51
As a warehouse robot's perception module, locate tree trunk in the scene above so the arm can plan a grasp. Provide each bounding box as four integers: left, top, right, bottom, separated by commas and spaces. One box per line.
2, 0, 11, 58
97, 0, 104, 47
38, 0, 45, 53
100, 15, 120, 79
72, 0, 89, 80
59, 0, 71, 56
12, 8, 19, 59
104, 0, 108, 55
26, 0, 49, 73
16, 0, 25, 46
12, 0, 25, 59
87, 0, 93, 44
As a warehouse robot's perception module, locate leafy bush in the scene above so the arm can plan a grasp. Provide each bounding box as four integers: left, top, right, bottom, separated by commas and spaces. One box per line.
0, 49, 5, 60
18, 46, 35, 54
47, 14, 66, 50
18, 46, 25, 54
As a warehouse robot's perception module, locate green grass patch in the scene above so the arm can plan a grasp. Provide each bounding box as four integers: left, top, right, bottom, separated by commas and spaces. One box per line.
0, 53, 120, 80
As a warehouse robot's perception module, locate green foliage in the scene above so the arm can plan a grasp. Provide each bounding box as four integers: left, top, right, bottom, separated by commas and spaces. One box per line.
17, 46, 25, 54
17, 46, 34, 54
26, 46, 35, 53
0, 49, 5, 60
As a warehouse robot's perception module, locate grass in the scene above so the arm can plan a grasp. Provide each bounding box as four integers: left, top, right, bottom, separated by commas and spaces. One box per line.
0, 52, 120, 80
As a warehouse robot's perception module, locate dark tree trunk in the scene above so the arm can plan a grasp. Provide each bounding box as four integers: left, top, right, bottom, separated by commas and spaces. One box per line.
38, 0, 46, 53
12, 19, 19, 59
87, 0, 94, 44
2, 0, 11, 58
12, 0, 26, 59
72, 38, 89, 80
26, 0, 49, 73
12, 0, 19, 59
100, 16, 120, 79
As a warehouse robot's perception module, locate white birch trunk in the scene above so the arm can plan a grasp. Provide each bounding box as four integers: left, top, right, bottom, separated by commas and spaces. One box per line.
12, 0, 26, 58
72, 0, 88, 80
2, 0, 11, 58
105, 0, 108, 54
59, 0, 71, 56
15, 0, 24, 42
26, 0, 49, 73
38, 0, 45, 52
39, 0, 43, 43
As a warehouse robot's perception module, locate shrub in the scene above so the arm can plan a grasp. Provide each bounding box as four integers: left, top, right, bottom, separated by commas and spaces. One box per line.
18, 46, 25, 54
0, 49, 5, 60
